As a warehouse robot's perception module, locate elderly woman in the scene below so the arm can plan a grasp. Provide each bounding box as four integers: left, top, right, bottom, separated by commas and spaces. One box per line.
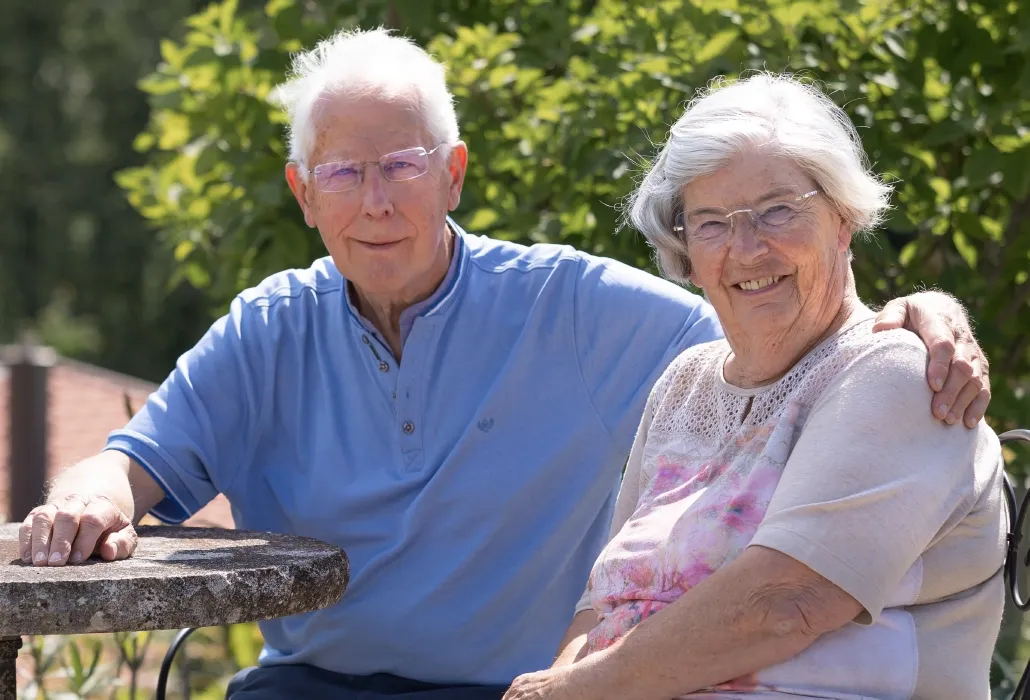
504, 74, 1006, 700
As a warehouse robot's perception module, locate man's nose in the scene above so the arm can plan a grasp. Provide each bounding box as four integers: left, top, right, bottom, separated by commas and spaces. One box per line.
360, 166, 394, 219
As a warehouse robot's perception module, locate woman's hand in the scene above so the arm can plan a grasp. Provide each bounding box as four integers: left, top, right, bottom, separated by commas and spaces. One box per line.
502, 655, 614, 700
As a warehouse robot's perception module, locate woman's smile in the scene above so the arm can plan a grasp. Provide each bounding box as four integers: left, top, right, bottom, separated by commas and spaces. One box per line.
732, 275, 787, 294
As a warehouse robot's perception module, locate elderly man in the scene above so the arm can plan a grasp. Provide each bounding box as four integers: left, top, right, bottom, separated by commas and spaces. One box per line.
21, 29, 990, 700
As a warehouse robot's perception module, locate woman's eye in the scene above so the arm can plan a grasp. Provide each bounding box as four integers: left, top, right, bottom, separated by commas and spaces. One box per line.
761, 204, 795, 225
698, 220, 729, 233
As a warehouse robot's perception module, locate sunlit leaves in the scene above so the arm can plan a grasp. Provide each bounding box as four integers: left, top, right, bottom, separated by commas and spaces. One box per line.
121, 0, 1030, 427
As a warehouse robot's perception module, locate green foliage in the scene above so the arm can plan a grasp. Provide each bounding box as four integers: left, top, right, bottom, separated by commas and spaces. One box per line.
122, 0, 1030, 430
0, 0, 211, 381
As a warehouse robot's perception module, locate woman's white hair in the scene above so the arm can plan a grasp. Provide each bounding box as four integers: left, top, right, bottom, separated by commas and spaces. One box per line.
627, 73, 893, 283
270, 28, 460, 165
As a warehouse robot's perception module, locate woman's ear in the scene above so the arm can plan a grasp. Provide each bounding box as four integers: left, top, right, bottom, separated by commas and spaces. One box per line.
836, 215, 854, 251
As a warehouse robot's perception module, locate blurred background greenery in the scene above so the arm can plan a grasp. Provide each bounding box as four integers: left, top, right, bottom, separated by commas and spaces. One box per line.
2, 0, 1029, 697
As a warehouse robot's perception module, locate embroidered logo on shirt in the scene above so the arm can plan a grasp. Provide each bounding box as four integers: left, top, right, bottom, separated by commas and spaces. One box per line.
477, 418, 495, 433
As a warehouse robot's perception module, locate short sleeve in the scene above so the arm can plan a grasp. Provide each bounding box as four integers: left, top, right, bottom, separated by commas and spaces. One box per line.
104, 296, 268, 523
749, 331, 999, 623
573, 255, 722, 452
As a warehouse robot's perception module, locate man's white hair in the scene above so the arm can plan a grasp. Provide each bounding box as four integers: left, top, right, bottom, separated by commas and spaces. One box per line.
271, 27, 460, 165
628, 73, 893, 283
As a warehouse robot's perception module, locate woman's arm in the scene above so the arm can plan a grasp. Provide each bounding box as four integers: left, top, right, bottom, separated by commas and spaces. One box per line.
503, 546, 860, 700
585, 546, 861, 698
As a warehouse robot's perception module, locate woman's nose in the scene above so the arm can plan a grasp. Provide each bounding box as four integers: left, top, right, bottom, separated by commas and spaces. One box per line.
727, 215, 769, 262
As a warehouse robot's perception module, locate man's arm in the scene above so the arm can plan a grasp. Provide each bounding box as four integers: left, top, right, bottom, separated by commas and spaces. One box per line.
874, 290, 990, 427
21, 294, 267, 567
19, 450, 166, 566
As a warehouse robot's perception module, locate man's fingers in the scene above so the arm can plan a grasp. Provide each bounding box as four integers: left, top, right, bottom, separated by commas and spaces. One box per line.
30, 504, 59, 566
96, 527, 138, 562
68, 501, 121, 565
945, 380, 983, 426
872, 299, 908, 332
933, 354, 975, 423
45, 496, 88, 566
963, 388, 991, 428
18, 517, 34, 563
925, 332, 957, 395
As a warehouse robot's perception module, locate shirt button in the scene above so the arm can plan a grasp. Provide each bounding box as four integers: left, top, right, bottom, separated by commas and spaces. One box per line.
402, 422, 415, 434
361, 335, 370, 345
379, 361, 389, 373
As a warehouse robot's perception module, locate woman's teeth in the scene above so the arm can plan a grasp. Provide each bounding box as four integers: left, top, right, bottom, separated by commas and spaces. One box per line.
737, 276, 782, 291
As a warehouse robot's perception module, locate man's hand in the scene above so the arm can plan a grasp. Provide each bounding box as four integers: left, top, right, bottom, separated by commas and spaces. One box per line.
873, 291, 990, 428
19, 493, 139, 567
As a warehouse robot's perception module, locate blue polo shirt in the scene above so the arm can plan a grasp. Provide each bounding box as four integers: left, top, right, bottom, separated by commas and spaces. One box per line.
105, 219, 721, 685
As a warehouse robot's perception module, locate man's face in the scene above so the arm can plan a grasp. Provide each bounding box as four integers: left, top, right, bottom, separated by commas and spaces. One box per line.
286, 91, 467, 301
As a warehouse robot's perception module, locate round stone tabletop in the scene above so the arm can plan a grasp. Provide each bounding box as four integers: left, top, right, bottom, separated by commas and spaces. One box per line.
0, 524, 349, 636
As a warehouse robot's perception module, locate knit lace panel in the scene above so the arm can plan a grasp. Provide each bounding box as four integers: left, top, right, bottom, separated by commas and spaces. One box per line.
645, 319, 881, 460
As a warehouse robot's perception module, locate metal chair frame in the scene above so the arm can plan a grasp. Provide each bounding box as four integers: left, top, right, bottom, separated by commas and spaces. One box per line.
1001, 429, 1030, 699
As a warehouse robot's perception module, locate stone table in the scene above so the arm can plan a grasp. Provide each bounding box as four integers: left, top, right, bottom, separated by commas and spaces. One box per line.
0, 524, 349, 699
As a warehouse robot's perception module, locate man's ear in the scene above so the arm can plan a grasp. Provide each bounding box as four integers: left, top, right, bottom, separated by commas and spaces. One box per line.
286, 163, 317, 228
446, 141, 469, 211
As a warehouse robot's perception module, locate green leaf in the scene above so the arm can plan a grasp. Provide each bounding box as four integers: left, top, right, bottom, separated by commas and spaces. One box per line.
195, 144, 222, 175
264, 0, 294, 17
963, 144, 1001, 188
467, 209, 500, 230
899, 241, 918, 266
952, 230, 978, 268
929, 177, 951, 200
1002, 147, 1030, 198
175, 240, 195, 261
883, 30, 908, 60
695, 29, 739, 64
156, 112, 191, 150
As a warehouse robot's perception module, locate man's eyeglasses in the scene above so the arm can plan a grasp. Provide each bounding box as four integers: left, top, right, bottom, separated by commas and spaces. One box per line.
673, 189, 821, 242
302, 144, 447, 193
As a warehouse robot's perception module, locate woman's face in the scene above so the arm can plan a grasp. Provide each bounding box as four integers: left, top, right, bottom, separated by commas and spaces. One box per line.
682, 150, 853, 349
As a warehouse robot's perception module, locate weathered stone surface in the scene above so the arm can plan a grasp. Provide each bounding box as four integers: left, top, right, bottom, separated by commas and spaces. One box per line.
0, 525, 348, 636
